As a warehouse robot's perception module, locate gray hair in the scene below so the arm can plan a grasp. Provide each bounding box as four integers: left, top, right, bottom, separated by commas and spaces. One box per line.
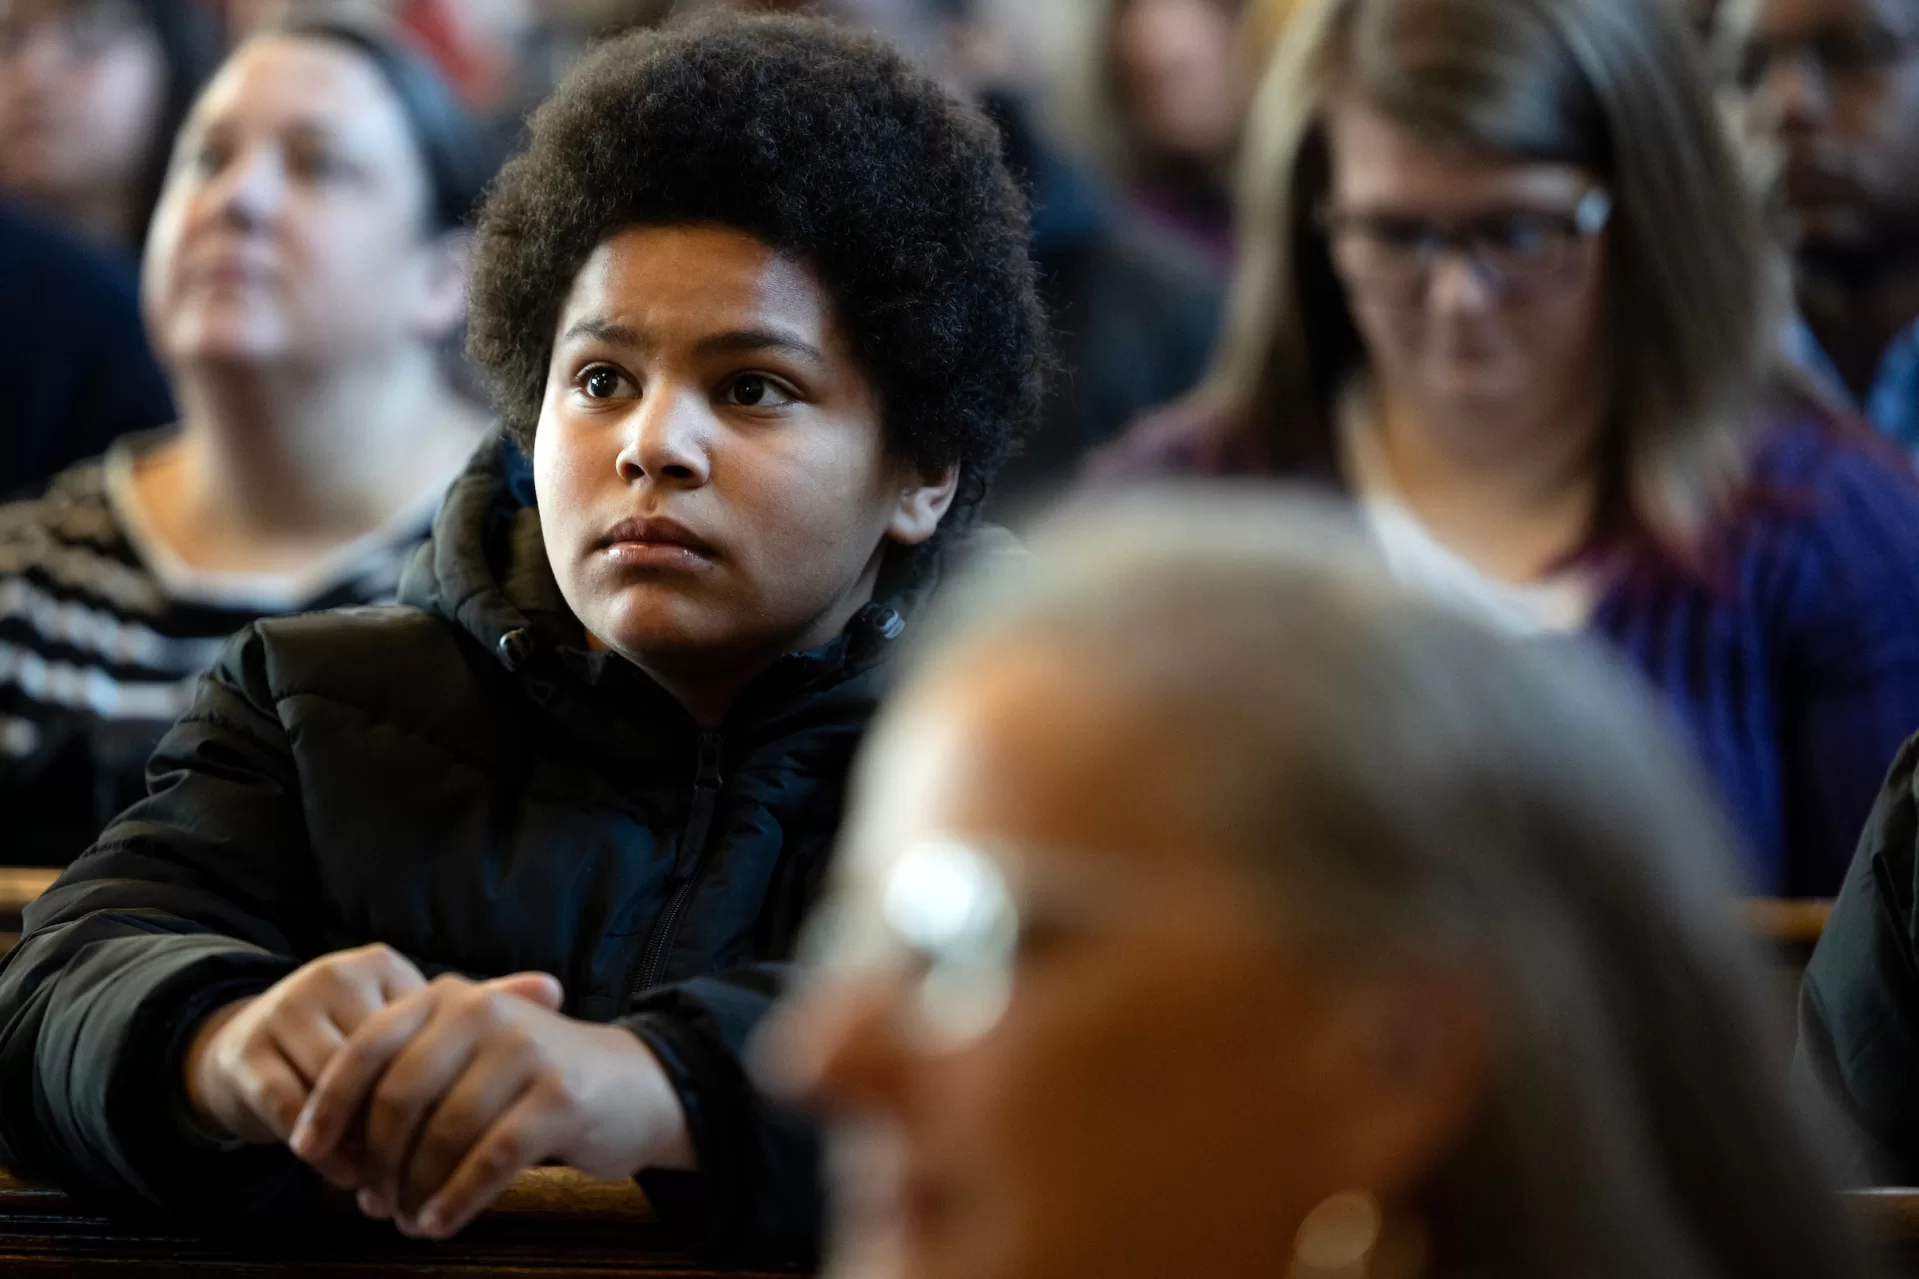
893, 487, 1860, 1279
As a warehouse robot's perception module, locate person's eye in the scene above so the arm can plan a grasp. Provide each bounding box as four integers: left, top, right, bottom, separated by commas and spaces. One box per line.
578, 365, 634, 400
287, 144, 349, 183
1367, 217, 1438, 255
1487, 216, 1556, 258
722, 374, 799, 409
179, 135, 232, 178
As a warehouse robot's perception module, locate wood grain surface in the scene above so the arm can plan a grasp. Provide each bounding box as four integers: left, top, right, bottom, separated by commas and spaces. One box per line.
0, 1165, 809, 1276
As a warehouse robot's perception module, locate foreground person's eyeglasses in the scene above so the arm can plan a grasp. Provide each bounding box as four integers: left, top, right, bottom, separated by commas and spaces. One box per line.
803, 836, 1023, 1053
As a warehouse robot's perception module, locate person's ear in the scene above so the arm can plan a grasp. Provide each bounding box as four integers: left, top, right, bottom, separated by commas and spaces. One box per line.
884, 461, 961, 548
410, 228, 472, 342
1318, 960, 1492, 1200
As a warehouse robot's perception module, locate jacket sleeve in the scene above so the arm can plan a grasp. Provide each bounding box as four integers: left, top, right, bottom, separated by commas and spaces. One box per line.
620, 962, 820, 1262
0, 625, 319, 1213
1794, 733, 1919, 1184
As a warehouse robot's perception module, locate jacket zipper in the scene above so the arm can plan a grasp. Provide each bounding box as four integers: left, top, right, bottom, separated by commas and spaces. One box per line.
631, 730, 726, 999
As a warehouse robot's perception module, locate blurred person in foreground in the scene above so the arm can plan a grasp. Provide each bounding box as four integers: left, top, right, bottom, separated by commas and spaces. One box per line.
0, 18, 490, 865
1719, 0, 1919, 454
1053, 0, 1249, 265
0, 12, 1044, 1257
0, 0, 221, 255
706, 0, 1225, 518
761, 491, 1863, 1279
1096, 0, 1919, 897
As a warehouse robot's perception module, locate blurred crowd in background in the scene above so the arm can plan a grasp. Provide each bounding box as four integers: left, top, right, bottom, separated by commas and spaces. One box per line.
0, 0, 1277, 506
5, 1, 1919, 1273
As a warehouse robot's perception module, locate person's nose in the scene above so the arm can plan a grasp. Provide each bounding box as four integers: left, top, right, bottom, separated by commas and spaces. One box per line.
614, 384, 714, 488
202, 143, 288, 235
757, 974, 915, 1117
1426, 246, 1497, 318
1759, 48, 1833, 138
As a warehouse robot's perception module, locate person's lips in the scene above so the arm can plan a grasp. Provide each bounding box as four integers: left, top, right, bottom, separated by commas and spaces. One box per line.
597, 515, 718, 571
1782, 156, 1858, 208
184, 250, 278, 292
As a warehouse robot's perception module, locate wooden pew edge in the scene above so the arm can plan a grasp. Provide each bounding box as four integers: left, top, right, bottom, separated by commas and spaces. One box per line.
0, 1164, 655, 1225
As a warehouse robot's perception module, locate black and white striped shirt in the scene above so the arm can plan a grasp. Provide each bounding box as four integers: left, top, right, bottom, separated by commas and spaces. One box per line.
0, 432, 436, 865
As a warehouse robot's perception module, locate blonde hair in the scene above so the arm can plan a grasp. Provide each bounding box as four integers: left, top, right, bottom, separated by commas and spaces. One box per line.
1210, 0, 1788, 563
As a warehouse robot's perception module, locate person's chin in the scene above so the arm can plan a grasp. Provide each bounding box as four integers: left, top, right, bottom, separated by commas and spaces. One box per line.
589, 585, 725, 659
1782, 203, 1873, 259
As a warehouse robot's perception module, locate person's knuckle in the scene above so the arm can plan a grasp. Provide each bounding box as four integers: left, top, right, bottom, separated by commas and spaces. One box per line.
369, 1084, 415, 1131
477, 1135, 522, 1180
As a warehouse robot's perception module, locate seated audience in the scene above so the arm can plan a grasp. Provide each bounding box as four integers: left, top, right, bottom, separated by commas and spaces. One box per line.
1058, 0, 1247, 265
0, 11, 1044, 1257
765, 491, 1863, 1279
1796, 732, 1919, 1184
1096, 0, 1919, 896
1720, 0, 1919, 452
0, 19, 492, 865
0, 202, 174, 498
0, 0, 221, 255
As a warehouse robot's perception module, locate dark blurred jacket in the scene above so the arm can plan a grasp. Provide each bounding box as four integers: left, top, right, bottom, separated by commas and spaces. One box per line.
1796, 734, 1919, 1184
0, 436, 984, 1258
0, 204, 174, 499
984, 97, 1223, 520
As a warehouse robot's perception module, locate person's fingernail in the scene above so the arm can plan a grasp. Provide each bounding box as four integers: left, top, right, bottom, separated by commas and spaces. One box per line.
289, 1117, 313, 1155
417, 1203, 446, 1237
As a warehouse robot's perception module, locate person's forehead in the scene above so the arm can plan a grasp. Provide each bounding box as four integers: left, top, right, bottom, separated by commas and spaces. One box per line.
852, 643, 1208, 877
1324, 101, 1594, 207
189, 38, 408, 144
557, 226, 837, 343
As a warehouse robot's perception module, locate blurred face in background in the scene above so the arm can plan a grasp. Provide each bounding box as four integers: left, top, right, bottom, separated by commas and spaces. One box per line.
1322, 100, 1613, 444
141, 35, 466, 374
769, 642, 1484, 1279
1727, 0, 1919, 258
0, 0, 167, 217
1109, 0, 1244, 167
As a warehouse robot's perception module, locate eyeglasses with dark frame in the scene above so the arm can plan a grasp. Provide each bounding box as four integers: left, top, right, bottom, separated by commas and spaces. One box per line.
1318, 187, 1614, 305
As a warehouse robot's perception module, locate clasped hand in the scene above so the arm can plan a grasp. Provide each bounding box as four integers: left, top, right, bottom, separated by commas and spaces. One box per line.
184, 944, 692, 1239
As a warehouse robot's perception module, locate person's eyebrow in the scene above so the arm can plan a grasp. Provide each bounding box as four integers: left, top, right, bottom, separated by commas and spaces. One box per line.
560, 318, 650, 350
693, 328, 827, 368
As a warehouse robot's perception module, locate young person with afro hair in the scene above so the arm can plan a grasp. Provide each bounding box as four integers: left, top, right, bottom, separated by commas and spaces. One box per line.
0, 12, 1046, 1258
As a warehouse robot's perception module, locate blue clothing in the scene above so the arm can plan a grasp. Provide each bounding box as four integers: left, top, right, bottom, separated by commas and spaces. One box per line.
1591, 415, 1919, 896
1787, 315, 1919, 453
1102, 401, 1919, 896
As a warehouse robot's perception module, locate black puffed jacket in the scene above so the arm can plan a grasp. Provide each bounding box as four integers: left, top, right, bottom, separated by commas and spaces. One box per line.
0, 437, 981, 1256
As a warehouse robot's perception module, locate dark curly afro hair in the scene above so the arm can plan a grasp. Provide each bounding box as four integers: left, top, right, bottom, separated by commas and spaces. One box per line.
467, 12, 1049, 529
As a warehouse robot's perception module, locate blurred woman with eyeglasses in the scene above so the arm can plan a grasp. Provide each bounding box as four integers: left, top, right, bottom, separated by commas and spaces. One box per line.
1093, 0, 1919, 898
0, 0, 220, 254
763, 493, 1863, 1279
